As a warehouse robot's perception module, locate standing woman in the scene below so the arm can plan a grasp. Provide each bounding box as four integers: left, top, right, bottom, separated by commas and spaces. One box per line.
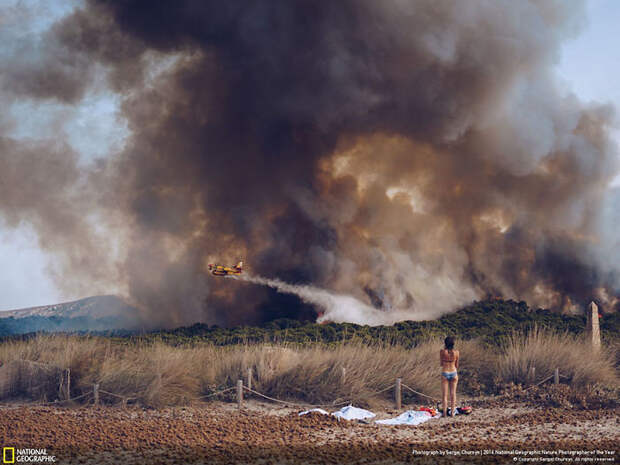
440, 336, 459, 417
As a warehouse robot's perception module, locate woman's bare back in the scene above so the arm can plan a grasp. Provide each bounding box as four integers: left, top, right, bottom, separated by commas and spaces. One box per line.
440, 349, 459, 372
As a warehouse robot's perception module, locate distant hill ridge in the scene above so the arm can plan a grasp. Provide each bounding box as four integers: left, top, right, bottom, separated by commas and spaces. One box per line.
0, 295, 140, 335
0, 295, 135, 319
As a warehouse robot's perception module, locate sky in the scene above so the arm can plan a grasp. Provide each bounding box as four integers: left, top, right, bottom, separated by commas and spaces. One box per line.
0, 0, 618, 311
555, 0, 620, 176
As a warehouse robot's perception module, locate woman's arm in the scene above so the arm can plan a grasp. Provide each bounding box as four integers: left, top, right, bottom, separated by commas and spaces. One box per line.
455, 351, 459, 370
439, 350, 443, 367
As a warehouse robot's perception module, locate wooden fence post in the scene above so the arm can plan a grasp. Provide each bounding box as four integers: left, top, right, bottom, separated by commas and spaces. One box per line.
586, 301, 601, 352
93, 383, 99, 406
246, 368, 252, 392
58, 368, 64, 399
554, 368, 559, 385
395, 378, 402, 410
66, 369, 71, 400
237, 379, 243, 409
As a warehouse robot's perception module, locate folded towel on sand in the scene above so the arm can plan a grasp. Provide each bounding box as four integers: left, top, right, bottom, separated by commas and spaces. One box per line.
375, 410, 435, 426
331, 406, 376, 421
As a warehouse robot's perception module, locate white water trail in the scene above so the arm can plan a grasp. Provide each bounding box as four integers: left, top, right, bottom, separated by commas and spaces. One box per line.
234, 274, 430, 325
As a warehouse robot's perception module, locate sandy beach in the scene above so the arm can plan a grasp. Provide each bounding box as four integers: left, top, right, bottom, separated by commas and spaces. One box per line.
0, 399, 617, 464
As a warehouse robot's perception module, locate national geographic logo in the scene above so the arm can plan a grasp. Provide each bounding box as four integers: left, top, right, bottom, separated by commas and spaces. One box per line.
2, 448, 56, 463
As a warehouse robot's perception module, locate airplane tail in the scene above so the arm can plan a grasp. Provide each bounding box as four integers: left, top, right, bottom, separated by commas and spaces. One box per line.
236, 261, 243, 270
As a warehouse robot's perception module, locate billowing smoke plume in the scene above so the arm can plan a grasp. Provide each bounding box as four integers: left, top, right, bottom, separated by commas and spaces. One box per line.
1, 0, 618, 326
237, 274, 425, 325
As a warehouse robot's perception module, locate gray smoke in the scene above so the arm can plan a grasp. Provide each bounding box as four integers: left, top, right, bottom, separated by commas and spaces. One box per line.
0, 0, 618, 327
237, 274, 430, 325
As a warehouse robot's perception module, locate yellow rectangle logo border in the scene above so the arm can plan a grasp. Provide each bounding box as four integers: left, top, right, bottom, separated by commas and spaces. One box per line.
3, 447, 15, 464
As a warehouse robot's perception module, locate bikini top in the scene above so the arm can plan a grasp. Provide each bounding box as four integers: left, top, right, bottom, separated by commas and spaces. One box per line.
440, 349, 457, 363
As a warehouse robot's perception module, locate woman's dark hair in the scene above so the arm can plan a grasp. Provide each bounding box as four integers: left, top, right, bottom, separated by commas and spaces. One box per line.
444, 336, 455, 350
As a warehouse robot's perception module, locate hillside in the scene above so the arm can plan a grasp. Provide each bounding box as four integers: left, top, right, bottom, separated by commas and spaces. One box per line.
142, 299, 619, 347
0, 296, 140, 335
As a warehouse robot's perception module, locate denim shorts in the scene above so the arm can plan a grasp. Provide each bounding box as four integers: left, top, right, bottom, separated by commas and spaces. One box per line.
441, 371, 458, 380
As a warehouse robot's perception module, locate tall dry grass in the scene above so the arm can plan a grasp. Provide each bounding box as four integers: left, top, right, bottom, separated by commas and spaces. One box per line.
230, 342, 443, 404
0, 330, 617, 407
498, 326, 618, 388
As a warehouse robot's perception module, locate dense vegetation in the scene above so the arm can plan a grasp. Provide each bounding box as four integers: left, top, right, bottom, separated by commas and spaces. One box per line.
144, 299, 618, 347
2, 299, 618, 347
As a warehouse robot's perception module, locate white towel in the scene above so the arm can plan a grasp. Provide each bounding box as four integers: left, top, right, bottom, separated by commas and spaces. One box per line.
375, 410, 434, 425
331, 405, 376, 421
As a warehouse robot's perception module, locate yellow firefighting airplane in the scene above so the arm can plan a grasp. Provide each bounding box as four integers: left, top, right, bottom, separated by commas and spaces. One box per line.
208, 261, 244, 276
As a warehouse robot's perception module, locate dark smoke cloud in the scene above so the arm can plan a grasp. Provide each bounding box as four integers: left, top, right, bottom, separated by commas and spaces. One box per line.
0, 136, 120, 299
1, 0, 618, 326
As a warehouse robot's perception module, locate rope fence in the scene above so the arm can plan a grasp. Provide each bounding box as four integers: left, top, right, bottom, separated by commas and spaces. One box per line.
40, 391, 92, 406
96, 388, 137, 406
524, 374, 554, 391
367, 385, 395, 397
0, 358, 571, 411
195, 386, 237, 400
0, 391, 92, 408
401, 382, 439, 402
242, 385, 353, 409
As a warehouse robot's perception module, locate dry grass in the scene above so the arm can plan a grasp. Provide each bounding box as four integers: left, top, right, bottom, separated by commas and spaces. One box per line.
94, 344, 200, 407
498, 326, 618, 388
0, 331, 617, 407
246, 342, 442, 405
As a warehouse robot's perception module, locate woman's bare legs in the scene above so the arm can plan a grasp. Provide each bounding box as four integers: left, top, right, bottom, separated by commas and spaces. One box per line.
441, 376, 449, 416
449, 376, 458, 416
